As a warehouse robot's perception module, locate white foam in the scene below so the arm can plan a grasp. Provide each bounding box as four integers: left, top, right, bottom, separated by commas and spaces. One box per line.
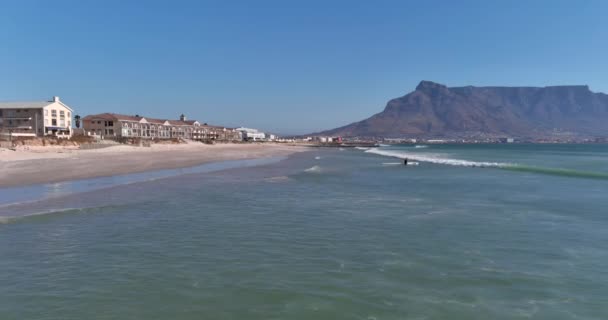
365, 148, 509, 168
304, 165, 322, 173
379, 144, 391, 147
414, 145, 428, 148
355, 147, 370, 150
314, 156, 321, 160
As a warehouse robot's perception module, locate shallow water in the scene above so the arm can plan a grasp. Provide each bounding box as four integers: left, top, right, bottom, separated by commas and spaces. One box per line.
1, 144, 607, 319
0, 156, 286, 207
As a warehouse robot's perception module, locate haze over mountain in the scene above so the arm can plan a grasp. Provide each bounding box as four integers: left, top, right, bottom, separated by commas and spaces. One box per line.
316, 81, 608, 139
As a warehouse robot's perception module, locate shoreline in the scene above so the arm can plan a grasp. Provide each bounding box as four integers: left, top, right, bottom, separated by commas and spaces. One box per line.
0, 155, 297, 218
0, 143, 308, 188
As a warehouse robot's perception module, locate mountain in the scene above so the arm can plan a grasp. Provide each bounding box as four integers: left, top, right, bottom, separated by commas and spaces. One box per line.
315, 81, 608, 138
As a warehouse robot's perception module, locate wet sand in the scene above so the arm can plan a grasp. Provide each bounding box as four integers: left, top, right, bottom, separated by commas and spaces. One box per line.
0, 143, 307, 188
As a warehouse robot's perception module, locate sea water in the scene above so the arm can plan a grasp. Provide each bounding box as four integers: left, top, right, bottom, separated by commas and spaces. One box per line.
1, 144, 607, 319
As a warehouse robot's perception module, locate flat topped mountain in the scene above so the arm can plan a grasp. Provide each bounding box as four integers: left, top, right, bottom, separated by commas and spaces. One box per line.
316, 81, 608, 138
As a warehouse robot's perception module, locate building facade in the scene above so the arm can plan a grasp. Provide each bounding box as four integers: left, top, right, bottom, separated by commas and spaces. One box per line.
82, 113, 242, 142
0, 96, 73, 138
236, 127, 267, 141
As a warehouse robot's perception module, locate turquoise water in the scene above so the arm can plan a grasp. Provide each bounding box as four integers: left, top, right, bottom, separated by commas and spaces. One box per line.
1, 144, 607, 319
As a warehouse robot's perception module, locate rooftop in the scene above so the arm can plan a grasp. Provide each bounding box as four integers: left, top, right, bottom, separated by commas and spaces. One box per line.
83, 113, 219, 127
0, 97, 70, 110
0, 101, 53, 110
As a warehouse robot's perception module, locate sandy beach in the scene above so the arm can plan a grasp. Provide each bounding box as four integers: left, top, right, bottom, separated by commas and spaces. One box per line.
0, 143, 307, 188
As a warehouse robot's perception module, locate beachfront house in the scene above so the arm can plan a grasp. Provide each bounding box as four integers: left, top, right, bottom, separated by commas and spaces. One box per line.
236, 127, 267, 141
82, 113, 242, 142
0, 96, 74, 139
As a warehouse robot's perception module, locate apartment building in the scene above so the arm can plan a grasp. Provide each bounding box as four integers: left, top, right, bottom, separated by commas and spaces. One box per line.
0, 96, 73, 138
82, 113, 242, 141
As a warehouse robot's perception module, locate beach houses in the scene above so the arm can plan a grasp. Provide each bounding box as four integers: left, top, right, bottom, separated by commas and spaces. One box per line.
82, 113, 241, 142
0, 96, 74, 139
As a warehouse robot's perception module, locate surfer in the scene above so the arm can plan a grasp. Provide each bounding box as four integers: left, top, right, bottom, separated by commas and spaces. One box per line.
404, 158, 408, 166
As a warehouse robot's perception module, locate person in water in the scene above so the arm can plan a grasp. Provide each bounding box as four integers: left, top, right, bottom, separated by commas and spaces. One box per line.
404, 158, 408, 165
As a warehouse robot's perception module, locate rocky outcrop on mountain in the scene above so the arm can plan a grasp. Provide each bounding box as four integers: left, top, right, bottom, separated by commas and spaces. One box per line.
316, 81, 608, 138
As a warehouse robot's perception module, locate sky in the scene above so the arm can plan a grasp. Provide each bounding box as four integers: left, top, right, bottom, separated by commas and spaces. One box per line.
0, 0, 607, 135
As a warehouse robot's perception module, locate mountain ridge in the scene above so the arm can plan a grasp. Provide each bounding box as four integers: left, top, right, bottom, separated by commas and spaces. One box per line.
314, 81, 608, 138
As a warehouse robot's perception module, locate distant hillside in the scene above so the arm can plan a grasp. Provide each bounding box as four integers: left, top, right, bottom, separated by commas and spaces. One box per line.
315, 81, 608, 138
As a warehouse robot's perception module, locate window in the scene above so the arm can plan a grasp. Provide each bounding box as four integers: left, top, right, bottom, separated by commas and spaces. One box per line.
108, 121, 113, 126
60, 120, 65, 127
51, 110, 57, 117
60, 111, 65, 119
67, 112, 71, 118
52, 119, 57, 126
98, 121, 102, 124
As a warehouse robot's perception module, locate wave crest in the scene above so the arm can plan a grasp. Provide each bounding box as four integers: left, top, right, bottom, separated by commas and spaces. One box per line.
365, 148, 508, 168
365, 148, 608, 180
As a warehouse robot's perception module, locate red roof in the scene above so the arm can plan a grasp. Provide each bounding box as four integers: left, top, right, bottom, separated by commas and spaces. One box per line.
82, 113, 143, 122
83, 113, 170, 124
82, 113, 229, 129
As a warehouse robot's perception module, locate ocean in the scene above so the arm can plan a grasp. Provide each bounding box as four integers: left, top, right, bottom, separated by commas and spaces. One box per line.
1, 144, 607, 319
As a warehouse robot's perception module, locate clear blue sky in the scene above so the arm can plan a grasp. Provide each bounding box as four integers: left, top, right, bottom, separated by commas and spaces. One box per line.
1, 0, 607, 134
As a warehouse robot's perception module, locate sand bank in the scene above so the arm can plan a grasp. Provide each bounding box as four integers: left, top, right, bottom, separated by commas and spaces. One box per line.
0, 143, 307, 188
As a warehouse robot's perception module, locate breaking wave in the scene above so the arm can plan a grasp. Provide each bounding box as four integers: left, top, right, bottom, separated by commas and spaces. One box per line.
365, 148, 608, 180
414, 145, 428, 148
365, 148, 508, 168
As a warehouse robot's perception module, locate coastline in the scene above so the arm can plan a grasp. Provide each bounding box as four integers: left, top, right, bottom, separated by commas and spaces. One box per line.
0, 143, 307, 188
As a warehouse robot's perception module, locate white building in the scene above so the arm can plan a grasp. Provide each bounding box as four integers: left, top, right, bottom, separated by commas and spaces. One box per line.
236, 127, 266, 141
0, 96, 73, 138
